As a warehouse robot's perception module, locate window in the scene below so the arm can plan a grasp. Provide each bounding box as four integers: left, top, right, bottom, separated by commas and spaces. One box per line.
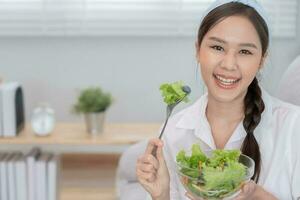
0, 0, 297, 37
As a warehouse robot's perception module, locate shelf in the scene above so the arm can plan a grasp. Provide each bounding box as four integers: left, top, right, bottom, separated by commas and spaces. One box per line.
0, 125, 145, 199
61, 187, 116, 200
60, 153, 119, 200
0, 123, 161, 145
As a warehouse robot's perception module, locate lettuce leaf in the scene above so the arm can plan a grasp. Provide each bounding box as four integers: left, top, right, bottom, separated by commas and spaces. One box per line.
208, 149, 240, 168
190, 144, 208, 168
176, 145, 208, 178
176, 150, 199, 178
160, 81, 189, 105
202, 161, 246, 191
176, 150, 189, 168
176, 144, 207, 168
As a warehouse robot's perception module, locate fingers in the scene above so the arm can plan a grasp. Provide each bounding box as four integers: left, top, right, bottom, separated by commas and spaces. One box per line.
241, 180, 256, 195
234, 180, 256, 200
144, 138, 166, 166
137, 154, 159, 170
138, 162, 157, 173
136, 142, 160, 183
144, 138, 166, 167
185, 192, 197, 200
156, 142, 166, 165
145, 138, 163, 155
136, 138, 167, 184
136, 168, 156, 182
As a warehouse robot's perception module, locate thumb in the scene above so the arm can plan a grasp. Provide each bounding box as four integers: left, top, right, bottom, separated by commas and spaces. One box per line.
156, 142, 167, 168
241, 180, 256, 195
145, 138, 163, 154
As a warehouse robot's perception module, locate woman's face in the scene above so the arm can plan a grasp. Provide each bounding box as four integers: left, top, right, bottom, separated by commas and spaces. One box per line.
197, 15, 265, 103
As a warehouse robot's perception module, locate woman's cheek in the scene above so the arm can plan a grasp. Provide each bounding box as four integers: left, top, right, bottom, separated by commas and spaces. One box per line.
201, 51, 220, 66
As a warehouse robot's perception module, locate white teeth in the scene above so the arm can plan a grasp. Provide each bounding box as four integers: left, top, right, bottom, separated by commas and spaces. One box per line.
215, 75, 239, 85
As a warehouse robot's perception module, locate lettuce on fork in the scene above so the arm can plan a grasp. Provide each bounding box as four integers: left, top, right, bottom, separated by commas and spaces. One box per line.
160, 81, 189, 105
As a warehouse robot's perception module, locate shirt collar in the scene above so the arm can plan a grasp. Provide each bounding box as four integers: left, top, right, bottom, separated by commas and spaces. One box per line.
175, 86, 273, 149
175, 93, 218, 149
175, 93, 207, 130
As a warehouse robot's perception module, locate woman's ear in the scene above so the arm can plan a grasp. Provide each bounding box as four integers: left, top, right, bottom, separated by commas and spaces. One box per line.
259, 52, 268, 69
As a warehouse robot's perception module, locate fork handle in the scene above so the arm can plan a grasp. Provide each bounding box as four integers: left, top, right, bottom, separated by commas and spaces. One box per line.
151, 113, 171, 157
158, 114, 170, 140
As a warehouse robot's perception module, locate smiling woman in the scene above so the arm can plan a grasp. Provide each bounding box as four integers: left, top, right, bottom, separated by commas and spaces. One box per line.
197, 15, 265, 102
195, 2, 269, 185
136, 0, 300, 200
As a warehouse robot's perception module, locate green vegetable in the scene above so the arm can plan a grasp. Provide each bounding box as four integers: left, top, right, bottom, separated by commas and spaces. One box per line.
176, 150, 190, 168
202, 161, 246, 191
190, 144, 208, 168
176, 144, 247, 199
176, 144, 208, 178
160, 81, 189, 105
208, 149, 241, 168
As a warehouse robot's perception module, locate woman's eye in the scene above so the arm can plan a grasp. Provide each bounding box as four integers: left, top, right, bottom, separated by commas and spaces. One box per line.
240, 49, 252, 55
210, 45, 223, 51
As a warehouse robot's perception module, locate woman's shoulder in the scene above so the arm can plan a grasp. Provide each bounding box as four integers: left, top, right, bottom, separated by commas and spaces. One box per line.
263, 90, 300, 136
266, 91, 300, 119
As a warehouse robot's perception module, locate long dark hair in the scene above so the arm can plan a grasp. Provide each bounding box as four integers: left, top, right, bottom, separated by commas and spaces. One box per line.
197, 2, 269, 182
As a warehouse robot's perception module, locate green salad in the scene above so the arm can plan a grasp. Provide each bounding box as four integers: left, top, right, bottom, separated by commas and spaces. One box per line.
176, 144, 246, 199
160, 81, 189, 105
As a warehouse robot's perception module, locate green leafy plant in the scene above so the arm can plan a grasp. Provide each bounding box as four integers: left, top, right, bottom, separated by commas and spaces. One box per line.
73, 87, 112, 113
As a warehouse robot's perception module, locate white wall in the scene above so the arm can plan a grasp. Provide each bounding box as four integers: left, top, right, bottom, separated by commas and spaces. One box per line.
1, 9, 299, 123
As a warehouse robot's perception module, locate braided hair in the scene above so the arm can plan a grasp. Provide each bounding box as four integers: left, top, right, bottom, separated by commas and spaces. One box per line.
242, 77, 265, 182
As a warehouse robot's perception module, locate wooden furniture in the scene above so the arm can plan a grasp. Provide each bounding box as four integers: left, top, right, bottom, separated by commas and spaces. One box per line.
0, 123, 161, 200
0, 123, 161, 153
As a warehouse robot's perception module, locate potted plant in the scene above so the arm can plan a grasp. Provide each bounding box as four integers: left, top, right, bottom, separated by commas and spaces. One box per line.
73, 87, 112, 135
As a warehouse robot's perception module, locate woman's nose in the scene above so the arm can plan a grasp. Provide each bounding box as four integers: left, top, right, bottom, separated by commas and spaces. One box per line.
220, 51, 237, 71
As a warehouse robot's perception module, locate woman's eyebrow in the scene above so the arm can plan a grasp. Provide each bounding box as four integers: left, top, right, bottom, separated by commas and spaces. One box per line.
208, 36, 258, 49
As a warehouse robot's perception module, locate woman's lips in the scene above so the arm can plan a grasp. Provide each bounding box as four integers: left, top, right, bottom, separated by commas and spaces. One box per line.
214, 73, 241, 80
213, 74, 241, 89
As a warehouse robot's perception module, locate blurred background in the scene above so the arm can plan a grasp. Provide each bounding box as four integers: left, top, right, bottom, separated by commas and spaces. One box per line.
0, 1, 299, 200
0, 0, 299, 123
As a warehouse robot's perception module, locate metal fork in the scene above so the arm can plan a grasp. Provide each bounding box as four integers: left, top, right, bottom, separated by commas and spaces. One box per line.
151, 85, 191, 157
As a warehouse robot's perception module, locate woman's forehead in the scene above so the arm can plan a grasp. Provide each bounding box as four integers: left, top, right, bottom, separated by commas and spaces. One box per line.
204, 15, 261, 47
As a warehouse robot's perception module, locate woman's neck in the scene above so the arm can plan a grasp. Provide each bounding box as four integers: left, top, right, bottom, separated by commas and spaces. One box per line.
206, 93, 245, 124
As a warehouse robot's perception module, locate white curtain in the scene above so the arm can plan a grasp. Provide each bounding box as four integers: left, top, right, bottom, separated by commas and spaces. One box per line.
0, 0, 297, 37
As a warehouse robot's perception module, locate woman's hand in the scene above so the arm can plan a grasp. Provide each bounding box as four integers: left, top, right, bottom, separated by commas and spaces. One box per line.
234, 180, 257, 200
183, 181, 257, 200
234, 180, 278, 200
185, 180, 278, 200
185, 192, 197, 200
136, 138, 170, 200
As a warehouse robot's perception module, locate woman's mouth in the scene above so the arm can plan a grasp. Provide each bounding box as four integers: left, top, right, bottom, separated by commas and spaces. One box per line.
213, 74, 241, 89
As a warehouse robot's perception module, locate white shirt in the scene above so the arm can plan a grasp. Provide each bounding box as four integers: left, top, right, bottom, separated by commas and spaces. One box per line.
146, 88, 300, 200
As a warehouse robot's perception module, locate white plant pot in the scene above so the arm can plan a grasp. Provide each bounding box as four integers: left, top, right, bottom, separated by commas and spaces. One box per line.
84, 112, 105, 135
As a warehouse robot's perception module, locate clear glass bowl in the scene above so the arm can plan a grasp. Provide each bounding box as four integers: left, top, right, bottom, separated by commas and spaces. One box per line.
175, 151, 255, 200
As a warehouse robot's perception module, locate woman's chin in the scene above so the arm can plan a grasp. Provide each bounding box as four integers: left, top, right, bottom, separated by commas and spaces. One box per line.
209, 86, 246, 103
